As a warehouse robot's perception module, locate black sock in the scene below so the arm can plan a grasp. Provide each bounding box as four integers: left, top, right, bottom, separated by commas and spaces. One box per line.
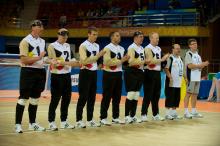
125, 99, 132, 117
130, 100, 138, 117
15, 103, 25, 124
28, 104, 38, 124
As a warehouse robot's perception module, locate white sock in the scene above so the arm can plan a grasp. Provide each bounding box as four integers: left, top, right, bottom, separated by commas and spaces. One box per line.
184, 108, 189, 114
191, 108, 197, 114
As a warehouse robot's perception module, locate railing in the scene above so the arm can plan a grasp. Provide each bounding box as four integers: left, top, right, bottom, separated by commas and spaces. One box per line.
2, 12, 200, 29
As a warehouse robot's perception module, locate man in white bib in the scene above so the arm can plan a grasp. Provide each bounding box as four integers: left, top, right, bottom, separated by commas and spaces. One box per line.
124, 31, 146, 124
47, 28, 80, 131
100, 31, 129, 125
141, 32, 169, 121
15, 20, 46, 133
184, 38, 209, 118
76, 27, 105, 128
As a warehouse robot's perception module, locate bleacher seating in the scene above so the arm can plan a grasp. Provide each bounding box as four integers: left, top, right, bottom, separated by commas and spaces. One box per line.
37, 0, 136, 28
132, 9, 199, 26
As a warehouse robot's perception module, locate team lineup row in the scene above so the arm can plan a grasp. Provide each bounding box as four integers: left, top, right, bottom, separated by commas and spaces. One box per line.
15, 20, 209, 133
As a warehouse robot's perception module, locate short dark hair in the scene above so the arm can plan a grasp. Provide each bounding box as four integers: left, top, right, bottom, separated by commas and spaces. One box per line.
88, 26, 98, 34
30, 20, 43, 27
109, 31, 119, 38
172, 43, 181, 50
133, 31, 143, 38
188, 38, 197, 45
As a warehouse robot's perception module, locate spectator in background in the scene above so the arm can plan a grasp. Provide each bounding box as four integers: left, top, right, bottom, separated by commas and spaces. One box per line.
59, 14, 67, 28
41, 13, 49, 27
169, 0, 181, 9
207, 72, 220, 102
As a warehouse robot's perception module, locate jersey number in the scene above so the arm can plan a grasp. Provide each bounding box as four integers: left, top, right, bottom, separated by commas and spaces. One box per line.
64, 51, 69, 61
140, 53, 144, 61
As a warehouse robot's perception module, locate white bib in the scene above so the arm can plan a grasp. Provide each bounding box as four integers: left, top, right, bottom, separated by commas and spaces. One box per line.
146, 44, 161, 71
104, 43, 124, 72
24, 34, 45, 68
81, 40, 99, 71
128, 43, 145, 70
50, 41, 73, 74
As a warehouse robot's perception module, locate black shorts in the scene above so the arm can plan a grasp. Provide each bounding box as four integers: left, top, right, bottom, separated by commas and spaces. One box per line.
50, 73, 71, 98
165, 87, 181, 108
124, 67, 144, 92
19, 67, 46, 99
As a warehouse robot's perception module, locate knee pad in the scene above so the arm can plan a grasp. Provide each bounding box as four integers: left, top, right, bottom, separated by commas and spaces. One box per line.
29, 98, 39, 105
133, 92, 140, 100
17, 99, 28, 106
127, 91, 136, 100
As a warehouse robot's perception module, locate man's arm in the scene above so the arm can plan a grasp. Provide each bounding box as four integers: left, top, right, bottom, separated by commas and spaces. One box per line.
79, 45, 105, 65
19, 40, 45, 65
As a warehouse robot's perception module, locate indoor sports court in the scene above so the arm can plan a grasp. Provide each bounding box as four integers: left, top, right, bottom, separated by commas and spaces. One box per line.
0, 0, 220, 146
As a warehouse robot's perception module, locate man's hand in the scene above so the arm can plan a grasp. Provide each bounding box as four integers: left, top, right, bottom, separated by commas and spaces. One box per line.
162, 53, 170, 62
185, 78, 188, 85
97, 50, 106, 58
203, 61, 209, 67
50, 59, 58, 65
39, 51, 46, 60
199, 60, 209, 69
145, 59, 151, 64
169, 76, 173, 87
121, 55, 130, 63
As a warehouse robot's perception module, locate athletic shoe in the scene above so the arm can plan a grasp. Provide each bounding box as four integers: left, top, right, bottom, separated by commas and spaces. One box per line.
152, 114, 165, 121
100, 119, 111, 126
131, 116, 142, 123
112, 118, 125, 124
49, 122, 58, 131
60, 121, 75, 129
141, 115, 148, 122
15, 124, 23, 133
87, 120, 101, 127
165, 114, 174, 120
172, 114, 183, 120
125, 116, 133, 124
184, 113, 193, 119
29, 123, 46, 131
191, 112, 203, 118
76, 120, 86, 128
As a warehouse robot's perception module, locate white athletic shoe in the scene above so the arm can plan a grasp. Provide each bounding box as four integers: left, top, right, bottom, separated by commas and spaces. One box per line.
165, 114, 174, 120
86, 120, 101, 127
191, 112, 203, 118
100, 119, 111, 126
141, 115, 148, 122
60, 121, 75, 129
29, 123, 46, 131
15, 124, 23, 133
112, 118, 125, 124
184, 113, 193, 119
49, 122, 58, 131
172, 113, 183, 120
152, 114, 165, 121
125, 116, 133, 124
76, 120, 86, 128
131, 116, 142, 123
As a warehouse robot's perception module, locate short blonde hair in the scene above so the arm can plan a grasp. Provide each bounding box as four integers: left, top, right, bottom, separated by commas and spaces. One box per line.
149, 32, 158, 39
